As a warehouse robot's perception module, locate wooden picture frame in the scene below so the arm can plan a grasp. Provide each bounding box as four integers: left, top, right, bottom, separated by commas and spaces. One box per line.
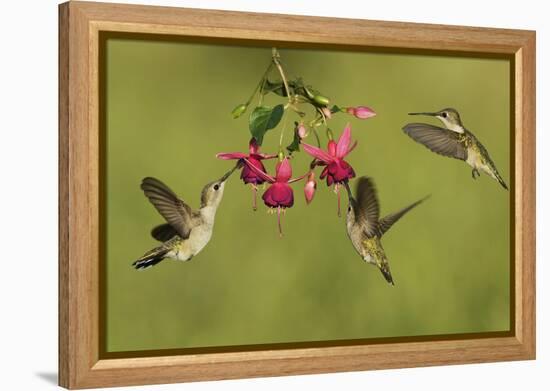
59, 1, 536, 389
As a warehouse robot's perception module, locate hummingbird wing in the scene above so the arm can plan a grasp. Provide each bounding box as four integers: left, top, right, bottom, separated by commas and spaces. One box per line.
377, 196, 429, 237
141, 177, 196, 239
151, 223, 178, 242
354, 177, 380, 237
402, 123, 467, 160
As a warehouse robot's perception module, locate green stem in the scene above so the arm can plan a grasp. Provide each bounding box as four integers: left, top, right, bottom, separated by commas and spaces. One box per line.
272, 48, 292, 104
258, 76, 267, 106
279, 110, 289, 149
246, 60, 273, 106
312, 127, 321, 148
318, 107, 328, 125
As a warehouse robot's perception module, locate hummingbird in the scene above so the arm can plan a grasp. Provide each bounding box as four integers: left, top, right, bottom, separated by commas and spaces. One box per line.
402, 108, 508, 190
132, 166, 237, 270
344, 177, 428, 285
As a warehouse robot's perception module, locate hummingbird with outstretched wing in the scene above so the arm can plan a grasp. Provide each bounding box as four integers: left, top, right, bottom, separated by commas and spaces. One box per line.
345, 177, 428, 285
132, 166, 237, 270
402, 108, 508, 190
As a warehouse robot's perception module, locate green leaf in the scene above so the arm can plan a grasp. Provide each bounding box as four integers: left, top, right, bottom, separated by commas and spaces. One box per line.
262, 78, 310, 97
261, 79, 285, 96
286, 129, 301, 154
249, 104, 284, 145
262, 79, 295, 97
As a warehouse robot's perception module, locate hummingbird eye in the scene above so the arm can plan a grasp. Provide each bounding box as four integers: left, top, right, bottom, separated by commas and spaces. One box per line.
213, 184, 220, 191
441, 112, 448, 118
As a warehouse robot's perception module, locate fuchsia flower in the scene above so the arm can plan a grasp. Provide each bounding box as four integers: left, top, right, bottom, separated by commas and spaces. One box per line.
346, 106, 376, 119
302, 124, 357, 185
243, 157, 307, 237
304, 172, 316, 204
302, 124, 357, 216
217, 138, 276, 210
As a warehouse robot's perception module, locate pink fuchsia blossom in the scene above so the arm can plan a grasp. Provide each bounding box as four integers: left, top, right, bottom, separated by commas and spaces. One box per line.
302, 124, 357, 186
346, 106, 376, 119
243, 157, 307, 237
304, 172, 317, 204
302, 124, 357, 216
217, 138, 276, 210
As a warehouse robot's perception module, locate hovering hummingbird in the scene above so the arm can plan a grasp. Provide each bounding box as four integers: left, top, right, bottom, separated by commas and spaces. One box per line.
344, 177, 428, 285
132, 166, 237, 270
402, 108, 508, 190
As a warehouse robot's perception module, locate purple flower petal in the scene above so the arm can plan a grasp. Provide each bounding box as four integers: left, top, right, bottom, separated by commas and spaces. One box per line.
263, 182, 294, 208
243, 158, 275, 183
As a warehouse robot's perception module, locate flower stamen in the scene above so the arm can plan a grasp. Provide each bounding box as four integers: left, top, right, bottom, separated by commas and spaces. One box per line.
337, 185, 341, 217
252, 184, 258, 211
277, 207, 283, 237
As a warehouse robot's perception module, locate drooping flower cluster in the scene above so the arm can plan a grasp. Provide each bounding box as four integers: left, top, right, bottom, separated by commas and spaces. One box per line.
217, 48, 376, 235
217, 125, 369, 234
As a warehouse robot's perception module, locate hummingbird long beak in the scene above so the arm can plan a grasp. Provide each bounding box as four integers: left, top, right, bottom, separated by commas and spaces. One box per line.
343, 181, 354, 201
408, 112, 438, 116
219, 162, 240, 182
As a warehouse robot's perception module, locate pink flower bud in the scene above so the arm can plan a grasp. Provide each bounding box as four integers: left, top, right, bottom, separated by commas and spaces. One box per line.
321, 107, 332, 120
346, 106, 376, 119
297, 123, 308, 139
304, 172, 317, 204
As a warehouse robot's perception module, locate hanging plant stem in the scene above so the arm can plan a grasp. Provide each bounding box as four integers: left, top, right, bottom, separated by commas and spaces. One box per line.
272, 48, 293, 104
246, 60, 274, 107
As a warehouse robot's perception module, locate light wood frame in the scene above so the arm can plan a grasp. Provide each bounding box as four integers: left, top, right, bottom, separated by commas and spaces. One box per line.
59, 1, 536, 389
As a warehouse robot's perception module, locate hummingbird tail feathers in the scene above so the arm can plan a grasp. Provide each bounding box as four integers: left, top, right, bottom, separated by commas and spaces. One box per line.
379, 262, 395, 286
477, 144, 508, 190
492, 169, 509, 190
132, 247, 170, 270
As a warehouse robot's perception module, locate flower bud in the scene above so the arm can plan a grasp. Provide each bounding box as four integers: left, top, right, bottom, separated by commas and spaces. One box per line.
346, 106, 376, 119
321, 107, 332, 120
297, 123, 308, 139
313, 95, 330, 106
304, 172, 317, 204
231, 103, 248, 119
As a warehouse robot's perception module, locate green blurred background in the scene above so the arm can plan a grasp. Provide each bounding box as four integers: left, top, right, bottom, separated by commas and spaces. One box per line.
104, 38, 511, 353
